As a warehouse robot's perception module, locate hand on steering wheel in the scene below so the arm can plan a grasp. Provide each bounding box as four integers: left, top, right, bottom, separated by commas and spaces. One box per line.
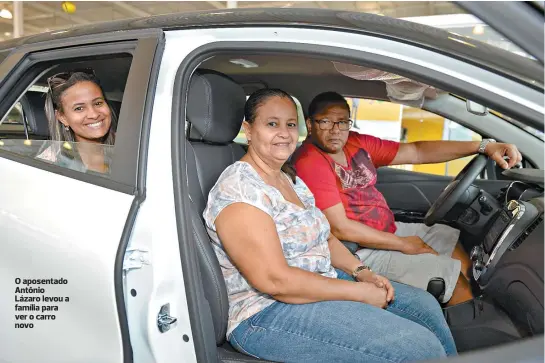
484, 142, 522, 170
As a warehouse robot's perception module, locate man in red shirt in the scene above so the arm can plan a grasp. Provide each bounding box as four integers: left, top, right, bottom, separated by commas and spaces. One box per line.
293, 91, 521, 305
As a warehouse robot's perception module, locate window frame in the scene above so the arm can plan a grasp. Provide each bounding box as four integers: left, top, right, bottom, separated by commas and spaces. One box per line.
0, 49, 11, 66
0, 36, 159, 194
0, 101, 25, 131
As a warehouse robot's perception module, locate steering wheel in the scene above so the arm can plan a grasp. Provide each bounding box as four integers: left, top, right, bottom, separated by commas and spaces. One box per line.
424, 154, 488, 226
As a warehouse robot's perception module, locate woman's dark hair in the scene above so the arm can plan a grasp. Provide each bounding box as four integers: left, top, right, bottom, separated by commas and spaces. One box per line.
308, 91, 350, 119
44, 70, 117, 145
244, 88, 298, 183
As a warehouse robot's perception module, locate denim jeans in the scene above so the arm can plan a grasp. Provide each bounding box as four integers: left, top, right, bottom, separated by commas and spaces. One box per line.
229, 269, 457, 363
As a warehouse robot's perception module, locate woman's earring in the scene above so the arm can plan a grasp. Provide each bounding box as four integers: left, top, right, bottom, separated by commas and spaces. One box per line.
64, 125, 70, 132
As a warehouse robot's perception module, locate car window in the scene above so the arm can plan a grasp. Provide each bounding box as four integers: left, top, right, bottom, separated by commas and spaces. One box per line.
345, 97, 482, 177
404, 12, 533, 60
0, 54, 132, 177
490, 110, 544, 141
0, 49, 10, 65
0, 102, 25, 132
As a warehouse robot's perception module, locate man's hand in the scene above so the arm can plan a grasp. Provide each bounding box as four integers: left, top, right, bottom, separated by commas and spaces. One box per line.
484, 142, 522, 169
355, 269, 395, 302
399, 236, 438, 255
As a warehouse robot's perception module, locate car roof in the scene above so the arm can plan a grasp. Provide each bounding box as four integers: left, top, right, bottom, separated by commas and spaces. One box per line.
0, 8, 542, 89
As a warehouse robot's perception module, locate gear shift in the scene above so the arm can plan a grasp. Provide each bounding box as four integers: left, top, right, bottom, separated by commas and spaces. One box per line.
427, 277, 446, 301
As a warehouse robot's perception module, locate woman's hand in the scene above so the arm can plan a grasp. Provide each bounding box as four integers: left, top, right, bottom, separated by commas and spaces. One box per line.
356, 270, 395, 303
357, 282, 389, 308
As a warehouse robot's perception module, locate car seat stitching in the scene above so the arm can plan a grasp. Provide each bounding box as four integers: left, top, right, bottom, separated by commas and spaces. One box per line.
202, 75, 213, 139
189, 143, 208, 203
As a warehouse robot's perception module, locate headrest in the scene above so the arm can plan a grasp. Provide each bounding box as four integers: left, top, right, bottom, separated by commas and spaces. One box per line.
21, 91, 49, 137
187, 70, 246, 144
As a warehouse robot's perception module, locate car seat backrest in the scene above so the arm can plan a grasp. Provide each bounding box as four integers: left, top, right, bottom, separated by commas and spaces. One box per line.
185, 70, 246, 345
21, 91, 49, 138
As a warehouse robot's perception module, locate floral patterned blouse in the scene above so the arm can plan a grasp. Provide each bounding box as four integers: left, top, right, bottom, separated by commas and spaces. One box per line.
203, 161, 337, 338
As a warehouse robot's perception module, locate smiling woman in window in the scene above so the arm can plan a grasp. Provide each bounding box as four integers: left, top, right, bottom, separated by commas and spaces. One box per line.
37, 69, 117, 174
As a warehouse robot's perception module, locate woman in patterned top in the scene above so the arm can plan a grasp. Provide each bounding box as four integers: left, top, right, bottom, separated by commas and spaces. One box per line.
203, 88, 457, 362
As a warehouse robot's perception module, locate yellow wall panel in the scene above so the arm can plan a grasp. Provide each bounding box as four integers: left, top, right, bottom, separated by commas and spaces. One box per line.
401, 117, 446, 175
348, 99, 401, 122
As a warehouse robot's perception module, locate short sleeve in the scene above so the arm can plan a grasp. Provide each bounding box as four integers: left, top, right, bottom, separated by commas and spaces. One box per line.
293, 149, 341, 211
204, 168, 275, 229
354, 133, 400, 167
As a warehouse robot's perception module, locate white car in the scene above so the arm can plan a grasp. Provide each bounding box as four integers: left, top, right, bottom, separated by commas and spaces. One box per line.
1, 4, 543, 363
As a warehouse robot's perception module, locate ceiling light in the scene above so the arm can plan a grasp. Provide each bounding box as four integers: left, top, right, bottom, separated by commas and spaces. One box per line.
61, 1, 76, 14
229, 59, 259, 68
472, 24, 485, 35
0, 9, 13, 19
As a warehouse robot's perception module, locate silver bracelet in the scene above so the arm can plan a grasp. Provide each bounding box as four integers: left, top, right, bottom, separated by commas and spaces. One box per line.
478, 138, 496, 154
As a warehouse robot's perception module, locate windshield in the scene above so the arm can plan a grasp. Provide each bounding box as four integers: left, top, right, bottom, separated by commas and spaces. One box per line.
491, 111, 544, 141
402, 13, 533, 60
451, 95, 544, 141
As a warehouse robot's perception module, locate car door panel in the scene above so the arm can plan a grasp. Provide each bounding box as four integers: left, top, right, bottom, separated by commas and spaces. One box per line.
0, 157, 133, 363
376, 167, 512, 215
0, 33, 164, 363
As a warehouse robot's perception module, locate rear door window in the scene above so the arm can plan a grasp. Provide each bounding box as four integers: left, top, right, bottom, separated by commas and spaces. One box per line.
0, 55, 132, 177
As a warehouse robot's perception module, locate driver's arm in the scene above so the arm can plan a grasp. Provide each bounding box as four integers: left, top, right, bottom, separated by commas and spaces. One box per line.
390, 140, 521, 169
323, 203, 408, 252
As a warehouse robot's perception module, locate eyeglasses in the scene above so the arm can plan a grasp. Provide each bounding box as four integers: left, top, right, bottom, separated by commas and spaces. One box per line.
313, 118, 353, 131
46, 68, 96, 91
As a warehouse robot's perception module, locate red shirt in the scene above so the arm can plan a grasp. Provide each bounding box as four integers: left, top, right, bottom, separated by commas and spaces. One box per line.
293, 132, 400, 233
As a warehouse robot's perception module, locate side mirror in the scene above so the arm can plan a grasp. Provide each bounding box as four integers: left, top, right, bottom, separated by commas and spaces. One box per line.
466, 100, 489, 116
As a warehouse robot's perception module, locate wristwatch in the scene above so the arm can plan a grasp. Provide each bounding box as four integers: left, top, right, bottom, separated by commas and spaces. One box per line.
478, 139, 496, 154
352, 264, 372, 279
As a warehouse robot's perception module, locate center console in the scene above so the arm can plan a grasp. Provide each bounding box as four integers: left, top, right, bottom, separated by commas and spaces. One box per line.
446, 197, 543, 352
470, 199, 542, 286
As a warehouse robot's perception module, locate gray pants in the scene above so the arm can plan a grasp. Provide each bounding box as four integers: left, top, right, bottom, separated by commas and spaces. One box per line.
355, 222, 461, 303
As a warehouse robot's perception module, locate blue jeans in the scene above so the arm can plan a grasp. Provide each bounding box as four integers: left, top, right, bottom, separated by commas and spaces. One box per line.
229, 269, 457, 362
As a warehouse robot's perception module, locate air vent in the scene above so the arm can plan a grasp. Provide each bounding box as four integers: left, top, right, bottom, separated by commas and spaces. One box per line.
509, 215, 543, 251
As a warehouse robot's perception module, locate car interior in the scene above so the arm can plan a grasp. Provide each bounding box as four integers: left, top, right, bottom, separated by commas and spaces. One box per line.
182, 53, 543, 361
1, 50, 542, 362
